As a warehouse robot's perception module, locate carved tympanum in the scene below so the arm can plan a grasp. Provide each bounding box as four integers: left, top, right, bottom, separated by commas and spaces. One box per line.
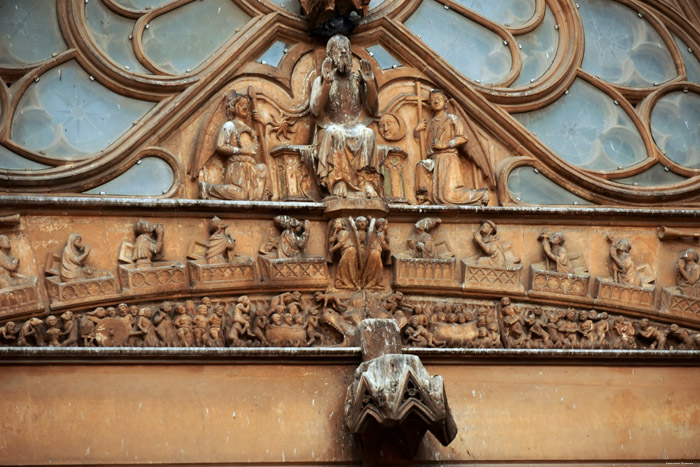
199, 91, 268, 201
328, 216, 390, 290
344, 319, 457, 463
310, 35, 382, 200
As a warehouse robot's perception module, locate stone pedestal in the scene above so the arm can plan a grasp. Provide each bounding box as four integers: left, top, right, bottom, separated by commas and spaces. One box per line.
0, 278, 42, 320
118, 262, 187, 296
462, 261, 524, 294
529, 264, 590, 298
270, 145, 314, 201
595, 277, 656, 311
659, 287, 700, 323
392, 256, 458, 288
188, 258, 257, 291
45, 274, 119, 308
258, 256, 328, 287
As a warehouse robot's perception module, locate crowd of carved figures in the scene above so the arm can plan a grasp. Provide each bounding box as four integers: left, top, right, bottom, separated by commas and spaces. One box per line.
3, 214, 700, 334
2, 292, 699, 350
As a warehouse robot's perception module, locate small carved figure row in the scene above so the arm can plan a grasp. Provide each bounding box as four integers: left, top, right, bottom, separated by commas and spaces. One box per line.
2, 292, 698, 351
1, 217, 699, 321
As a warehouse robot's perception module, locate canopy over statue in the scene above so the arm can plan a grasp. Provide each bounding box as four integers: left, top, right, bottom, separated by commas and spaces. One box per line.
310, 35, 382, 200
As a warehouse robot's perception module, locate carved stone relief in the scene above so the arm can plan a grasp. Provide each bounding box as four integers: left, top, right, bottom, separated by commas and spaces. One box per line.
310, 35, 382, 200
0, 233, 41, 319
3, 292, 698, 351
199, 91, 269, 201
44, 234, 119, 307
393, 217, 457, 288
118, 219, 187, 295
327, 216, 391, 290
259, 216, 328, 286
463, 220, 523, 293
529, 231, 590, 298
595, 236, 656, 311
187, 217, 257, 290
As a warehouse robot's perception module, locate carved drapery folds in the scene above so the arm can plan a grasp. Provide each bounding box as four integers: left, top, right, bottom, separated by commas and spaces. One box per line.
259, 215, 328, 286
0, 233, 41, 319
118, 219, 187, 296
44, 234, 119, 307
328, 216, 391, 290
0, 214, 699, 341
344, 320, 457, 463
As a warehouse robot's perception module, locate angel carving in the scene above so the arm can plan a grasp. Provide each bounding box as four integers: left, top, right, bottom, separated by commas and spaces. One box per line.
414, 88, 494, 206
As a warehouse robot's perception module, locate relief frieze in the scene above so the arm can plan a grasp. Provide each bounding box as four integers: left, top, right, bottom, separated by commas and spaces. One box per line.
2, 293, 698, 351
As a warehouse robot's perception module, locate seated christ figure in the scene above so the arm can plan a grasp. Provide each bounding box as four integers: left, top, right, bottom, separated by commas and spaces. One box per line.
310, 34, 382, 199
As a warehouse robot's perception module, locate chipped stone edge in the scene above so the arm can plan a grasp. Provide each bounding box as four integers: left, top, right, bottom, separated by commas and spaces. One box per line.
1, 347, 699, 365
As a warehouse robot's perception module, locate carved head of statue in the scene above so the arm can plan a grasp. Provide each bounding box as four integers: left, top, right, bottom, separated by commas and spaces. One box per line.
378, 113, 404, 141
615, 238, 632, 253
60, 311, 73, 321
46, 315, 58, 327
0, 235, 10, 251
429, 89, 448, 112
479, 220, 497, 238
67, 233, 83, 252
210, 216, 227, 234
682, 248, 699, 263
134, 219, 156, 236
550, 232, 565, 245
226, 92, 251, 121
355, 216, 368, 231
327, 34, 352, 74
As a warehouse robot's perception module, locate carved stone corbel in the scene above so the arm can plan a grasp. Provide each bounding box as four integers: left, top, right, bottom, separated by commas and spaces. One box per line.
344, 319, 457, 464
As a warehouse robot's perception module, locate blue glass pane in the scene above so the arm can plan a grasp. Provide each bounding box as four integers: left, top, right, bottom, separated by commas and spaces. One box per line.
11, 61, 155, 160
142, 0, 252, 74
85, 0, 152, 74
651, 91, 700, 169
268, 0, 300, 14
452, 0, 535, 27
511, 6, 558, 86
84, 157, 174, 195
673, 33, 700, 85
0, 145, 49, 170
579, 0, 675, 87
404, 0, 512, 84
257, 41, 288, 67
0, 0, 67, 66
508, 166, 591, 205
615, 164, 685, 187
366, 45, 402, 70
513, 79, 647, 171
